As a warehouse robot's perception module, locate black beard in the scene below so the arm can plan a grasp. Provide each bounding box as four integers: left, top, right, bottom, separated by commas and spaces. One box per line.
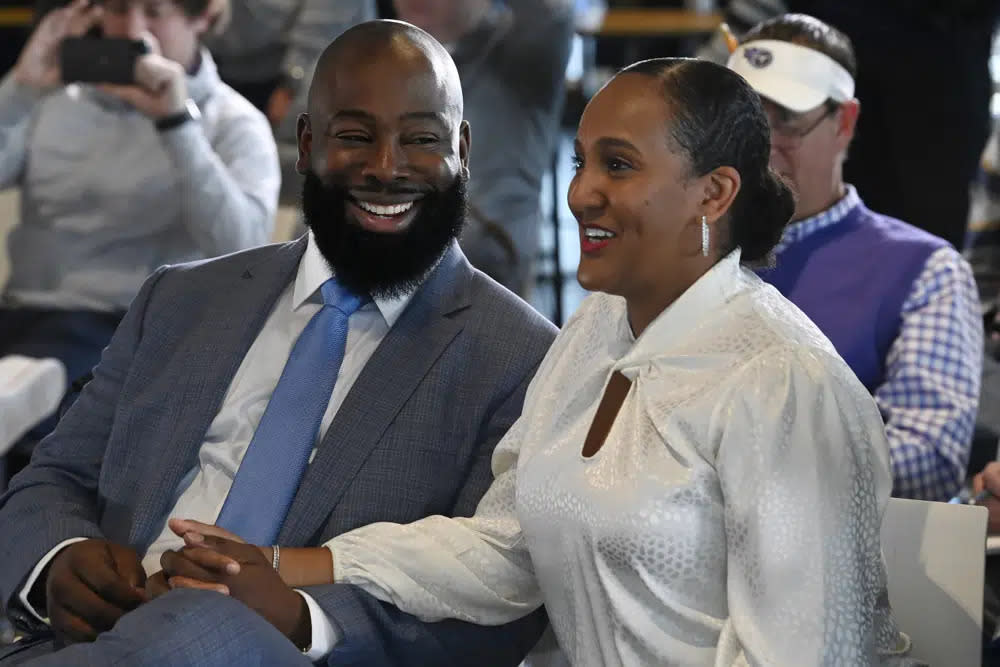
301, 170, 467, 300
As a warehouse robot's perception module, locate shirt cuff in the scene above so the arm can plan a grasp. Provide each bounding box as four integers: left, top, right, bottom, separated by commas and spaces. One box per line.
18, 537, 90, 623
295, 589, 340, 660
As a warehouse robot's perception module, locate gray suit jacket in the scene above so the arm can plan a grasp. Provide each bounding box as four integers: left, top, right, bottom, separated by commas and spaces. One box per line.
0, 236, 557, 665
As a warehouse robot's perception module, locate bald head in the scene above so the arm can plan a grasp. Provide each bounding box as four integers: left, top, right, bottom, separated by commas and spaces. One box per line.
294, 18, 471, 235
308, 20, 464, 123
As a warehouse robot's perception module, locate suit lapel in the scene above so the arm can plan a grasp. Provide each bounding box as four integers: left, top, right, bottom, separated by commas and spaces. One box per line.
278, 243, 474, 545
129, 238, 308, 549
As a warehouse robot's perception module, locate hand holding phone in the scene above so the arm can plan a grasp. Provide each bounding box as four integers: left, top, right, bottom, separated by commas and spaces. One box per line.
98, 54, 190, 121
60, 37, 149, 85
13, 0, 104, 90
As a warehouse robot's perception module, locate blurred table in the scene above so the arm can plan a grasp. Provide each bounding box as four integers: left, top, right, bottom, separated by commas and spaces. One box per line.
585, 8, 722, 38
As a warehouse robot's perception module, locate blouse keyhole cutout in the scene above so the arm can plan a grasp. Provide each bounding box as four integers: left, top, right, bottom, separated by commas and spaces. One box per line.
581, 371, 633, 458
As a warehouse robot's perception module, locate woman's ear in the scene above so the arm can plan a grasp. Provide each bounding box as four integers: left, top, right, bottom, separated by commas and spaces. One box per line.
701, 166, 741, 224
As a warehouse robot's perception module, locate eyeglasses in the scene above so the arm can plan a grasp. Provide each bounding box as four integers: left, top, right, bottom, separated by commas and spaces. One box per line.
768, 103, 840, 146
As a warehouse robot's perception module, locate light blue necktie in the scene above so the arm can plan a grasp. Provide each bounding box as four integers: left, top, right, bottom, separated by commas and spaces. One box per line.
215, 278, 364, 545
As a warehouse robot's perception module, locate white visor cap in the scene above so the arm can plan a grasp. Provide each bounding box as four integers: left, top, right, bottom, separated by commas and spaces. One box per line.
726, 39, 855, 113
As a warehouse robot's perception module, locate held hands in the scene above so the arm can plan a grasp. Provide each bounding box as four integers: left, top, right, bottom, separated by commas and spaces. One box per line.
973, 462, 1000, 534
13, 0, 103, 90
157, 520, 310, 647
44, 539, 146, 643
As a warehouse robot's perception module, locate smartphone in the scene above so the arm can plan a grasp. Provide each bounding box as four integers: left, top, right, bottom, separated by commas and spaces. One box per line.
59, 37, 149, 85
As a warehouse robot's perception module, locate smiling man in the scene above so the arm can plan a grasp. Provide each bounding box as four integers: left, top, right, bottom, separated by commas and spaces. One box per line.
390, 0, 573, 297
0, 20, 554, 666
729, 14, 982, 501
297, 30, 472, 301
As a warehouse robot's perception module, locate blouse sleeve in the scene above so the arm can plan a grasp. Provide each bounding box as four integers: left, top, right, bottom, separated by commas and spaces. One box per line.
326, 404, 541, 625
712, 345, 894, 665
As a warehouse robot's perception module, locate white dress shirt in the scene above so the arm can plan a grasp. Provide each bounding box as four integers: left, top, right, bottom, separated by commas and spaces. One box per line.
20, 232, 415, 659
328, 251, 912, 665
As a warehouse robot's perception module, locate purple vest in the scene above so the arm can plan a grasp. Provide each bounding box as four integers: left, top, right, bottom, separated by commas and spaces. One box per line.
756, 203, 947, 392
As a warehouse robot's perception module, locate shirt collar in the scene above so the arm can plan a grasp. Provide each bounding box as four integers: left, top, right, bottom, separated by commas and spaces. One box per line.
293, 231, 416, 328
184, 48, 221, 106
773, 184, 861, 254
618, 248, 748, 372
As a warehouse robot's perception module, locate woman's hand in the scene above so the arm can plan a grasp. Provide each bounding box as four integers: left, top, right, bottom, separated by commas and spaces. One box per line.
160, 535, 311, 648
168, 518, 248, 544
165, 518, 271, 580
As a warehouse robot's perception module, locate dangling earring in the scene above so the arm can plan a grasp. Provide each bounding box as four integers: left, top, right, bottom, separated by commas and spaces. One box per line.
701, 215, 709, 257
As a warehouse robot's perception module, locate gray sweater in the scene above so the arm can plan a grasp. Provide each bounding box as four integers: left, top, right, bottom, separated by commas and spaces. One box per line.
0, 50, 280, 312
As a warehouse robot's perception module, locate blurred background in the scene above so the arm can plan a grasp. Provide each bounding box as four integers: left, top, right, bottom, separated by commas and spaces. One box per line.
1, 0, 998, 325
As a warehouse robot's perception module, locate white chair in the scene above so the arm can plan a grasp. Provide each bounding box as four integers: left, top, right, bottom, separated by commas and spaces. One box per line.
0, 355, 67, 458
881, 497, 987, 667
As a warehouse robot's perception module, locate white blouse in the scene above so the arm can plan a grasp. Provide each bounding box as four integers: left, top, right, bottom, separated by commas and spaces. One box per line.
328, 251, 911, 666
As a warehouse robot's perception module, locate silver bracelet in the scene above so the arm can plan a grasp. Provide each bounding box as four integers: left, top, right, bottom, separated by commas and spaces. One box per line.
271, 544, 280, 572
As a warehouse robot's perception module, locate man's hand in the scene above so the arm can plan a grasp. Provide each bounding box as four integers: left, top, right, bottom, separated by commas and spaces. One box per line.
44, 539, 146, 643
160, 536, 310, 648
99, 53, 188, 120
168, 518, 248, 544
973, 462, 1000, 534
13, 0, 103, 90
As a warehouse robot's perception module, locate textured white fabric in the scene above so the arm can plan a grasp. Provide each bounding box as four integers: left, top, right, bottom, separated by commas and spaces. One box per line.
329, 251, 909, 666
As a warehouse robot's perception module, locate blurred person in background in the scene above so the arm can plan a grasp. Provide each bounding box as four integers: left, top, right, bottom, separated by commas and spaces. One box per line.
730, 14, 982, 501
705, 0, 999, 251
207, 0, 374, 205
391, 0, 574, 296
797, 0, 999, 252
0, 0, 279, 464
206, 0, 373, 127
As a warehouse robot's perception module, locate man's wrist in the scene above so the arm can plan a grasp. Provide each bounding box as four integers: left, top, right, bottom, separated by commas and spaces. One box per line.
155, 99, 200, 131
289, 591, 312, 650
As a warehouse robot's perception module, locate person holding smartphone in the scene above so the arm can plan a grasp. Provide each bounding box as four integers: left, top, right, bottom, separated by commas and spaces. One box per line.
0, 0, 280, 472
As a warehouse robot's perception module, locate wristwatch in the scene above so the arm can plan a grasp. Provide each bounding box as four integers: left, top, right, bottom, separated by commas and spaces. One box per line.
155, 99, 201, 132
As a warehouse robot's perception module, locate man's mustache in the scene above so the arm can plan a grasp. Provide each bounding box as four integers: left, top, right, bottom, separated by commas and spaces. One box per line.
339, 176, 430, 197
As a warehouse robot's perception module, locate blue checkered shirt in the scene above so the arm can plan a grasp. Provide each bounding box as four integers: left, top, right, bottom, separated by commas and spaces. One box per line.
775, 186, 983, 500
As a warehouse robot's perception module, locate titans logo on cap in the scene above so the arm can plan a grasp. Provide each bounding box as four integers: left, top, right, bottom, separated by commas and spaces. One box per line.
743, 47, 773, 68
